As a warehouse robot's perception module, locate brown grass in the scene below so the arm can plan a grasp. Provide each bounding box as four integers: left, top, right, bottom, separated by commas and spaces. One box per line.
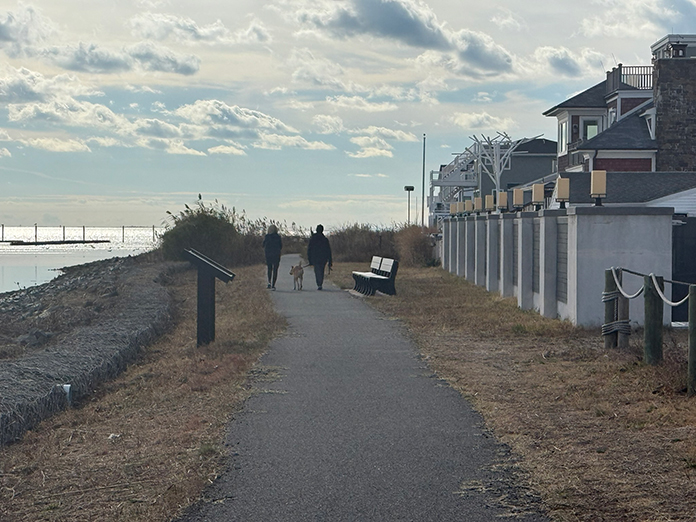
0, 265, 284, 522
330, 263, 696, 521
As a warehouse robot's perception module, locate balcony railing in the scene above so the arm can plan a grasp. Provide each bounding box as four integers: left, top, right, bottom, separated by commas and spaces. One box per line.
606, 64, 653, 94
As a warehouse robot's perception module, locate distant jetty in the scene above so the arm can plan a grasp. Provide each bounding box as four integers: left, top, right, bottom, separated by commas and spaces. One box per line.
6, 240, 111, 246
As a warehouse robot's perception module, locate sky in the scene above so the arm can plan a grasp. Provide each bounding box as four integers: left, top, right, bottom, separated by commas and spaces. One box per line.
1, 0, 695, 229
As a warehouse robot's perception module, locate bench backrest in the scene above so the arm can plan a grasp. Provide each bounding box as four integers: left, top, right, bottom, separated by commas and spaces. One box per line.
379, 258, 395, 275
370, 256, 383, 270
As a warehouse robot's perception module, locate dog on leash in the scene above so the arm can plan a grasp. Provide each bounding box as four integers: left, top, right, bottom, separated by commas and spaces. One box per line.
289, 264, 304, 290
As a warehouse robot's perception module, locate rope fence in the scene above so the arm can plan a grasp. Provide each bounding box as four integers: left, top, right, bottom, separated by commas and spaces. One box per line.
603, 267, 696, 396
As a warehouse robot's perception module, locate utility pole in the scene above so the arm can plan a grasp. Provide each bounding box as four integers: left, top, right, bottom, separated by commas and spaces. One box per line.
421, 133, 426, 227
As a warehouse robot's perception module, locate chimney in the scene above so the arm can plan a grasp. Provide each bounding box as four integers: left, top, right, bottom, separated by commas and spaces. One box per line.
654, 45, 696, 171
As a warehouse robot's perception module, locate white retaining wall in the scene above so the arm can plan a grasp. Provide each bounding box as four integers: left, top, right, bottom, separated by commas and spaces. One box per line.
439, 206, 674, 327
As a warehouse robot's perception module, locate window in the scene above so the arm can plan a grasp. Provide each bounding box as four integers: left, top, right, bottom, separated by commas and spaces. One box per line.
583, 120, 598, 140
558, 120, 568, 154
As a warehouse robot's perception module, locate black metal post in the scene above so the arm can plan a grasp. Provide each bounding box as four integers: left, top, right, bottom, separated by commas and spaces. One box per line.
197, 269, 216, 346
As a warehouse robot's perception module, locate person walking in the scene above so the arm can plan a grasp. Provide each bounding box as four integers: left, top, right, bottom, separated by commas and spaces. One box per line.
263, 224, 282, 290
307, 224, 332, 290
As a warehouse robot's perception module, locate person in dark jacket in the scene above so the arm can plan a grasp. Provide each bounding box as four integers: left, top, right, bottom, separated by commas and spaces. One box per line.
307, 224, 332, 290
263, 224, 282, 290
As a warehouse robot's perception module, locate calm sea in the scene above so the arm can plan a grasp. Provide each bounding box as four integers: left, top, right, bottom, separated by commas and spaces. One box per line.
0, 226, 163, 295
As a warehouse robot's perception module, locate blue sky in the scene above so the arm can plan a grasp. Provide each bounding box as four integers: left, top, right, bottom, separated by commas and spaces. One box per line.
1, 0, 695, 228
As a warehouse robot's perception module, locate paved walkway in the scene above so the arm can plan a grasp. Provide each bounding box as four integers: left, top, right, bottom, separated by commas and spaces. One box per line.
179, 254, 548, 521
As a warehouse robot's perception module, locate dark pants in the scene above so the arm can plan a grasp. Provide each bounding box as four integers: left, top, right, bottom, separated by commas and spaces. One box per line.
313, 262, 327, 288
266, 258, 280, 287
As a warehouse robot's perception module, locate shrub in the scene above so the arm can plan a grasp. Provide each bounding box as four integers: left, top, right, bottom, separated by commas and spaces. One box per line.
394, 225, 437, 267
158, 196, 306, 267
328, 223, 397, 262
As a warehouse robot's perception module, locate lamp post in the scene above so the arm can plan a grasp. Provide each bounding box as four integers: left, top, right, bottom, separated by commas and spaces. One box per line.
404, 185, 414, 225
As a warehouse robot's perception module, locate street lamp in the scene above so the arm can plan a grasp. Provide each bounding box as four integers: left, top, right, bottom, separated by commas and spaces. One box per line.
404, 185, 414, 225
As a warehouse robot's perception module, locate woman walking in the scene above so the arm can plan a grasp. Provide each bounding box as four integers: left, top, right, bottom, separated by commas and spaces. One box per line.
263, 224, 282, 290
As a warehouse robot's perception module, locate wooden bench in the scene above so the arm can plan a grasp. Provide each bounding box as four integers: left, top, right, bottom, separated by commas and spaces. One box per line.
352, 256, 399, 296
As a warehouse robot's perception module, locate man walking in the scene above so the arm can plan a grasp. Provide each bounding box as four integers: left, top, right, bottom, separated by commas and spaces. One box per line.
307, 224, 332, 290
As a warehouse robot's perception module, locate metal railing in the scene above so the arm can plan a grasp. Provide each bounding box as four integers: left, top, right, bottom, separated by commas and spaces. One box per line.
606, 64, 653, 94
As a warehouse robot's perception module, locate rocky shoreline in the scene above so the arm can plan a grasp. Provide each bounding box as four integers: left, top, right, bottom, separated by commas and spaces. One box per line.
0, 255, 181, 446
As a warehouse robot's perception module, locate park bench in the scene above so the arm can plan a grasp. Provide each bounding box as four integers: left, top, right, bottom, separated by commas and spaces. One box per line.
352, 256, 399, 296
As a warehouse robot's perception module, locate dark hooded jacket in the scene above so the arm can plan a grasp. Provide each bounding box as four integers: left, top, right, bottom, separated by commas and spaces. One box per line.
307, 230, 332, 266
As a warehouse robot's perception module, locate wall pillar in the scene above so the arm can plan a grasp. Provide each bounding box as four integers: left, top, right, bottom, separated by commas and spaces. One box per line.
456, 217, 466, 276
499, 214, 515, 298
539, 210, 563, 318
475, 215, 487, 286
465, 217, 476, 281
517, 212, 535, 310
486, 214, 499, 293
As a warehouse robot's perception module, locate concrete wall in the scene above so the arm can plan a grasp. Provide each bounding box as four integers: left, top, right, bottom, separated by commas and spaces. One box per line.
439, 206, 674, 327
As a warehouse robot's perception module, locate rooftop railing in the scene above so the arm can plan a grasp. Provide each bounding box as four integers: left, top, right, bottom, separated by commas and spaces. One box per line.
606, 64, 653, 94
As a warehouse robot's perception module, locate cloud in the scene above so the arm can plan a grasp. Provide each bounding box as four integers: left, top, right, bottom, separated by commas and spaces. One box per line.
175, 99, 297, 137
130, 12, 270, 45
292, 0, 513, 77
38, 41, 200, 75
0, 147, 10, 157
449, 111, 515, 131
126, 84, 163, 94
289, 48, 346, 89
208, 143, 247, 155
326, 95, 397, 112
253, 133, 335, 150
530, 46, 604, 78
0, 66, 102, 103
0, 5, 55, 57
21, 137, 91, 152
297, 0, 450, 50
472, 92, 493, 103
578, 0, 682, 39
313, 114, 344, 134
351, 125, 418, 141
490, 8, 527, 31
347, 135, 393, 158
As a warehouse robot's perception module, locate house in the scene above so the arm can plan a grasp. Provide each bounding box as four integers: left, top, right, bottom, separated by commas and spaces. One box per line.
544, 34, 696, 176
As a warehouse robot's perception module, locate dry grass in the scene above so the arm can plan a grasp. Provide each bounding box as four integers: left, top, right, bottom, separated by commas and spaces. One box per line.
0, 265, 284, 522
331, 263, 696, 522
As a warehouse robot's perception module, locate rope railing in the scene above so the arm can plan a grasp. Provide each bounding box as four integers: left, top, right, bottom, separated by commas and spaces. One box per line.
603, 266, 696, 396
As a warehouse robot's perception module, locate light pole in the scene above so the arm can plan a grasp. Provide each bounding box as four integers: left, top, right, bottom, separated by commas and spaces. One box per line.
404, 185, 414, 225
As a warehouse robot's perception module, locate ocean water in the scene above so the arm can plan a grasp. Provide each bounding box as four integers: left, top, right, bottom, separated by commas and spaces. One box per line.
0, 226, 163, 295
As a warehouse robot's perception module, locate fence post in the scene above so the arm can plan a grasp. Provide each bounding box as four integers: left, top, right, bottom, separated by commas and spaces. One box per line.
604, 269, 618, 349
688, 285, 696, 396
644, 275, 664, 365
617, 271, 630, 349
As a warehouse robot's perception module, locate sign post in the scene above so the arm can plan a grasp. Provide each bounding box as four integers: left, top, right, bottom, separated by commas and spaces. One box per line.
184, 249, 235, 346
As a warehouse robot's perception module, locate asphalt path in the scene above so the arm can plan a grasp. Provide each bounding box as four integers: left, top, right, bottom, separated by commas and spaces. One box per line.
178, 254, 548, 521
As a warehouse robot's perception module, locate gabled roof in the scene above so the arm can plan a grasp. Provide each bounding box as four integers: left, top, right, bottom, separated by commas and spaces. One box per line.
559, 171, 696, 204
514, 138, 557, 154
543, 81, 607, 116
575, 107, 656, 151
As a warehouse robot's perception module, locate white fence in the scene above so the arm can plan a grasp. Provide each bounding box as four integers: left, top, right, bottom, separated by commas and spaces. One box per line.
439, 207, 674, 327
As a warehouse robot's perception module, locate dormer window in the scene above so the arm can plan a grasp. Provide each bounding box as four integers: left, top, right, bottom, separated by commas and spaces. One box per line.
583, 120, 599, 140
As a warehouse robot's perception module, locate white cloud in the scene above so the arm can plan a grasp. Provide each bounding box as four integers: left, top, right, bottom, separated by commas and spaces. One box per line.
208, 143, 247, 155
175, 99, 297, 138
351, 126, 418, 141
472, 92, 493, 103
0, 5, 55, 57
312, 114, 344, 134
126, 84, 163, 94
0, 66, 102, 103
578, 0, 679, 39
490, 8, 527, 31
449, 111, 515, 131
0, 147, 10, 157
253, 133, 335, 150
289, 48, 346, 89
326, 95, 397, 112
130, 13, 271, 46
22, 137, 91, 152
347, 135, 393, 158
529, 46, 605, 78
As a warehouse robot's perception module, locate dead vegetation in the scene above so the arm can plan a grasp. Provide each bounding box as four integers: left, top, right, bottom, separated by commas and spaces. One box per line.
0, 265, 284, 522
331, 264, 696, 521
